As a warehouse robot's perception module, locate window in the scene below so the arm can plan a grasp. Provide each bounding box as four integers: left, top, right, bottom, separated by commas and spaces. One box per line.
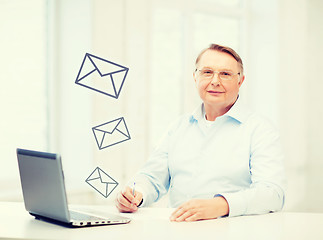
0, 0, 47, 200
149, 8, 183, 145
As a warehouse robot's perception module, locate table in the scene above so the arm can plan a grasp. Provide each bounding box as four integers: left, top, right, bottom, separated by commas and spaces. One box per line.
1, 202, 323, 240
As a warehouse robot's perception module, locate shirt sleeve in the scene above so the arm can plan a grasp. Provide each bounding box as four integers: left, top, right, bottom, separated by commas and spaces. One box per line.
217, 118, 287, 217
127, 117, 183, 207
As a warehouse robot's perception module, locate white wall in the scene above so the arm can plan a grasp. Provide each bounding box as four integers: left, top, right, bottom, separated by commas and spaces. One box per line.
277, 0, 309, 211
305, 0, 323, 212
0, 0, 47, 200
47, 0, 94, 200
246, 0, 280, 123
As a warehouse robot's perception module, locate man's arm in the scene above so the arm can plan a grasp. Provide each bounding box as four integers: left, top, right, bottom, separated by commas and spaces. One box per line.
219, 120, 286, 217
170, 118, 286, 221
170, 197, 229, 221
116, 117, 184, 211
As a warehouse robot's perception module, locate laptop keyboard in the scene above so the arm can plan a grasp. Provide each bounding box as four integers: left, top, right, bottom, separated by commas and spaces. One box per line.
70, 211, 105, 221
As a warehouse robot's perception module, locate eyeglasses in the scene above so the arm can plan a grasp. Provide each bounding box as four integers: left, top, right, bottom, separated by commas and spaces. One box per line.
196, 68, 240, 81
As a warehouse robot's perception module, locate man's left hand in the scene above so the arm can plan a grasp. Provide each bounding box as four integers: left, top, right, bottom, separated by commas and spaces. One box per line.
170, 197, 229, 222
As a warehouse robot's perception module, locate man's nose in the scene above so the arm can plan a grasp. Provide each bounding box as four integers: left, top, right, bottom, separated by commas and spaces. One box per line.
210, 72, 221, 85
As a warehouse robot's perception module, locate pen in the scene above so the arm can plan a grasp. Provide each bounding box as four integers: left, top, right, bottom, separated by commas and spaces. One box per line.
132, 182, 136, 197
131, 182, 136, 206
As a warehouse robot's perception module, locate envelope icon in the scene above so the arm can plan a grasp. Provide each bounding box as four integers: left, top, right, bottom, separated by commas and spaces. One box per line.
75, 53, 129, 99
85, 167, 118, 198
92, 117, 131, 150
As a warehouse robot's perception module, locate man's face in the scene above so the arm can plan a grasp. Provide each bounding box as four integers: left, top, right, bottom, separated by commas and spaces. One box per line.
194, 49, 244, 109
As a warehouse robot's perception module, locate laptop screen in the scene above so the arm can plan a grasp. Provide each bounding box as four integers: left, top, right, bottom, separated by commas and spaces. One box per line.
17, 149, 71, 223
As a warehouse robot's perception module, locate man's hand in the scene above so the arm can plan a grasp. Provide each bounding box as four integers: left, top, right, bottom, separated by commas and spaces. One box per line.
170, 197, 229, 222
115, 186, 143, 213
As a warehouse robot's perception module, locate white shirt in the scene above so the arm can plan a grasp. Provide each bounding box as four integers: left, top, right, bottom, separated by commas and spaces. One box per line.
132, 97, 286, 217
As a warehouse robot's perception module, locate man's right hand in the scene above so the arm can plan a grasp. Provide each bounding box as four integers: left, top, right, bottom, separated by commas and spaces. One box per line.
115, 186, 143, 213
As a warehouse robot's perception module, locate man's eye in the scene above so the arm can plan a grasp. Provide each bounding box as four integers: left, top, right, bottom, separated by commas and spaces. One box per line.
203, 70, 213, 74
221, 71, 232, 76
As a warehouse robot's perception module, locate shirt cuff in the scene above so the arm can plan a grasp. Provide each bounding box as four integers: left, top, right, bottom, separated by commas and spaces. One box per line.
126, 181, 150, 207
132, 184, 148, 207
215, 192, 247, 217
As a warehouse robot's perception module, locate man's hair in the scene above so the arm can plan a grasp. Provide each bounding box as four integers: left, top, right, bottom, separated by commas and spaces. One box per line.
195, 44, 244, 75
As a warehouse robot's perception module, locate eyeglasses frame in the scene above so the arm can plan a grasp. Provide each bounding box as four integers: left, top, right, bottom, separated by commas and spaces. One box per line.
195, 68, 240, 82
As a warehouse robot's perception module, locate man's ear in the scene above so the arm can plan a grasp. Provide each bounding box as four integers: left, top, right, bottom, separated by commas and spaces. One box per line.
193, 71, 197, 84
238, 75, 245, 87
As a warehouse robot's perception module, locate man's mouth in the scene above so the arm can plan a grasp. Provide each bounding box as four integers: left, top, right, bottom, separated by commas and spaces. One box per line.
207, 90, 224, 94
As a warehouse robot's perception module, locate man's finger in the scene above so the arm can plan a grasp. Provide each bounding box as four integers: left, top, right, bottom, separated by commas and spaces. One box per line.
175, 209, 195, 222
184, 213, 199, 222
170, 206, 185, 221
116, 200, 137, 213
117, 192, 137, 210
132, 191, 143, 206
122, 187, 136, 202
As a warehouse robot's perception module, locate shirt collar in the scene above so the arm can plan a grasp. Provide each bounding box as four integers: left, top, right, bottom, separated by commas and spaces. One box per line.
191, 96, 250, 124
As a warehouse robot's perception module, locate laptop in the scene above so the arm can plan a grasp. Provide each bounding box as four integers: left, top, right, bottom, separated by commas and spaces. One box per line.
16, 148, 131, 227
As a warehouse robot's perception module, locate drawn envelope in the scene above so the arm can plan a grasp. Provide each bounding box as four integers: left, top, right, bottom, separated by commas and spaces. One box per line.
92, 117, 131, 150
75, 53, 129, 99
85, 167, 118, 198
